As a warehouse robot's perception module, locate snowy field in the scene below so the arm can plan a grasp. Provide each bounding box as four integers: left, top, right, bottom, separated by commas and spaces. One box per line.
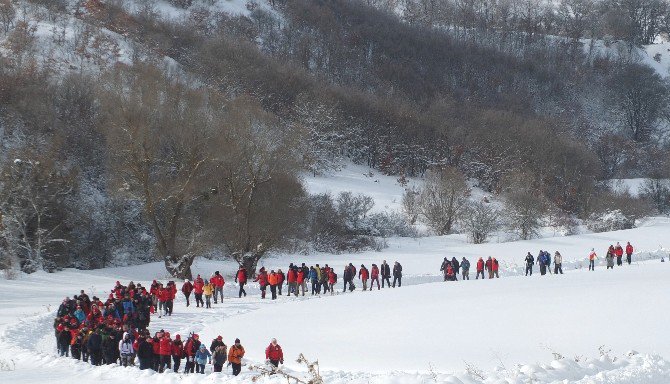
1, 217, 670, 383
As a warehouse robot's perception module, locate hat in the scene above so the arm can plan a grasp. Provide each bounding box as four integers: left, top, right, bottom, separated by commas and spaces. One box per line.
175, 334, 181, 340
217, 335, 222, 340
200, 345, 206, 349
235, 338, 240, 344
185, 279, 190, 283
193, 334, 199, 339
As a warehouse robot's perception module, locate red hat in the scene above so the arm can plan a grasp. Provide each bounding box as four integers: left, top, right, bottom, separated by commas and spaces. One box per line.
193, 334, 199, 339
175, 334, 181, 340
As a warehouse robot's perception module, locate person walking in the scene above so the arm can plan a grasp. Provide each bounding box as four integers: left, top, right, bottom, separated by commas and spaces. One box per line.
440, 257, 450, 282
476, 257, 485, 279
606, 249, 615, 270
287, 267, 298, 297
195, 345, 211, 374
255, 267, 269, 299
492, 257, 499, 278
212, 345, 227, 372
309, 266, 319, 295
589, 248, 597, 271
172, 334, 184, 373
235, 266, 248, 298
451, 257, 460, 280
554, 251, 563, 274
228, 338, 245, 376
193, 275, 205, 308
181, 280, 193, 307
203, 280, 213, 308
625, 242, 634, 265
328, 268, 337, 294
380, 260, 391, 288
525, 252, 534, 276
485, 256, 493, 279
370, 263, 380, 290
297, 267, 306, 296
461, 257, 470, 280
392, 261, 402, 287
537, 250, 547, 276
265, 338, 284, 368
277, 269, 285, 296
359, 264, 369, 291
211, 271, 225, 304
614, 242, 624, 266
268, 270, 279, 300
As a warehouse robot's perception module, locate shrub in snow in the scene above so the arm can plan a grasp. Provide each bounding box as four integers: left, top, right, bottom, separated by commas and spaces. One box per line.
462, 200, 501, 244
586, 209, 635, 232
364, 211, 418, 238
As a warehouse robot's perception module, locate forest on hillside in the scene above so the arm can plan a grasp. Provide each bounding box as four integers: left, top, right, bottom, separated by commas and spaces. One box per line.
1, 0, 669, 278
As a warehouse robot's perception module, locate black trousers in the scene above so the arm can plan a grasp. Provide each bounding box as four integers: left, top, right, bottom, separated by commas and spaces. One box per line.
232, 362, 242, 376
381, 277, 391, 287
554, 263, 563, 274
195, 293, 203, 307
270, 284, 277, 300
627, 254, 632, 264
525, 265, 533, 276
173, 356, 181, 372
617, 256, 623, 266
393, 276, 401, 287
589, 260, 595, 270
269, 359, 279, 367
239, 282, 247, 297
138, 357, 151, 370
184, 293, 191, 307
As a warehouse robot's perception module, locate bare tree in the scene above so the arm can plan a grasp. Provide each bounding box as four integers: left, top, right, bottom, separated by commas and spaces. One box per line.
206, 98, 305, 276
0, 152, 74, 272
462, 200, 501, 244
0, 0, 15, 34
103, 67, 215, 279
417, 167, 470, 235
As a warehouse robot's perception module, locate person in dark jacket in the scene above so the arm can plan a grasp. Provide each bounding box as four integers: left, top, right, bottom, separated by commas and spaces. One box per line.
57, 324, 72, 357
525, 252, 534, 276
181, 280, 193, 307
210, 335, 225, 353
212, 345, 227, 372
380, 260, 391, 288
440, 258, 450, 281
87, 329, 103, 366
102, 333, 119, 365
451, 257, 460, 280
461, 257, 470, 280
136, 336, 154, 370
392, 261, 402, 287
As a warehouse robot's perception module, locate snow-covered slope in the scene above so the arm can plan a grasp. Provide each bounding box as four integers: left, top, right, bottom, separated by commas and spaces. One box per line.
1, 221, 669, 383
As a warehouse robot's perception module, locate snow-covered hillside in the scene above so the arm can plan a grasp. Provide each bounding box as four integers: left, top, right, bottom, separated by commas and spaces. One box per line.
1, 220, 669, 383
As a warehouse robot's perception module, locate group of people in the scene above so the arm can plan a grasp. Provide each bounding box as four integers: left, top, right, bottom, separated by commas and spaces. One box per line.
524, 250, 563, 276
238, 260, 405, 300
440, 256, 498, 281
53, 280, 283, 376
590, 241, 635, 270
180, 271, 226, 309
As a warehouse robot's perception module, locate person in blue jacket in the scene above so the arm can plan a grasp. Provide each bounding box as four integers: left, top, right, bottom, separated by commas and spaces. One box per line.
73, 306, 86, 323
195, 344, 211, 374
309, 266, 319, 295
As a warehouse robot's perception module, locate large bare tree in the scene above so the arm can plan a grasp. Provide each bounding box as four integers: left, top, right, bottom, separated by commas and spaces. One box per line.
103, 67, 214, 279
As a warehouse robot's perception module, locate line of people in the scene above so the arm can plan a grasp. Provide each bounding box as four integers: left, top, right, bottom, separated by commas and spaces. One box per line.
440, 256, 499, 281
589, 242, 635, 270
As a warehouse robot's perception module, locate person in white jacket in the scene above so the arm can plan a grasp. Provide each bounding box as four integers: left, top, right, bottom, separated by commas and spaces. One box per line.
118, 333, 135, 367
554, 251, 563, 274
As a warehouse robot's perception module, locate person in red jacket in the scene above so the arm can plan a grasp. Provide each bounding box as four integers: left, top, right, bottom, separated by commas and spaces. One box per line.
297, 268, 306, 296
614, 242, 624, 266
359, 264, 370, 291
181, 280, 193, 307
235, 266, 248, 298
327, 269, 337, 295
172, 334, 184, 373
158, 332, 173, 372
476, 257, 485, 279
491, 257, 499, 278
166, 281, 177, 316
211, 271, 225, 304
255, 267, 269, 299
157, 284, 168, 318
277, 269, 285, 296
626, 242, 634, 265
369, 264, 380, 290
184, 334, 201, 374
193, 275, 205, 308
287, 267, 297, 297
265, 338, 284, 367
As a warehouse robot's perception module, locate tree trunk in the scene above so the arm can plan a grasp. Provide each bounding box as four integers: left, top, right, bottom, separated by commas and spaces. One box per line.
163, 253, 195, 280
241, 253, 263, 278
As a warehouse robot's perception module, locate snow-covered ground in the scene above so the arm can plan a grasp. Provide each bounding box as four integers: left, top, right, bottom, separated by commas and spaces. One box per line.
1, 219, 670, 383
